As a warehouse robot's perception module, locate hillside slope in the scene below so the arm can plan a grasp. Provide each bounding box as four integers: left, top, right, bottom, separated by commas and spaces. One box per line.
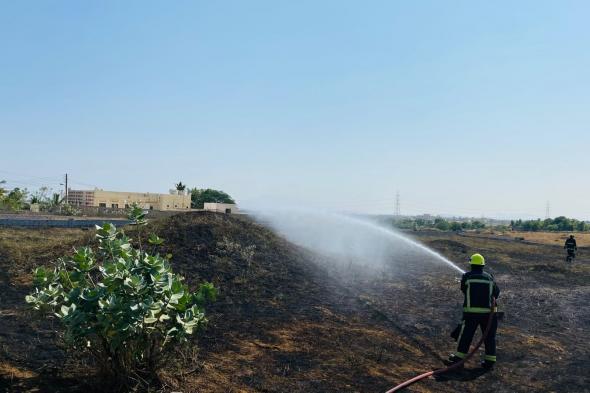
1, 213, 589, 392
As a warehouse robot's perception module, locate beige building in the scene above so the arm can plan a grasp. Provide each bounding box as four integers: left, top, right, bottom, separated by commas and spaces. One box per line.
203, 203, 239, 214
67, 189, 191, 211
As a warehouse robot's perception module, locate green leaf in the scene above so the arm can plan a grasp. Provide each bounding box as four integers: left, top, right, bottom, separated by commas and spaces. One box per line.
25, 294, 37, 304
158, 314, 170, 322
148, 234, 164, 245
60, 304, 70, 316
127, 203, 147, 225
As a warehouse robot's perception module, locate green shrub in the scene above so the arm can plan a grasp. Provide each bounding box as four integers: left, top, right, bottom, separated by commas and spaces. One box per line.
190, 188, 235, 209
0, 186, 28, 211
60, 203, 81, 216
26, 204, 216, 389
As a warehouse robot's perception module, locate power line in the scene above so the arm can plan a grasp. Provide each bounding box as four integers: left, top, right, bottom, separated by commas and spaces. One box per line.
69, 180, 99, 188
0, 170, 63, 182
1, 179, 63, 188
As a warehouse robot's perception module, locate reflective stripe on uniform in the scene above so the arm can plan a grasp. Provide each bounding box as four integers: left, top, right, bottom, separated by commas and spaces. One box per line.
457, 320, 466, 343
463, 306, 492, 313
465, 279, 492, 284
454, 351, 467, 359
484, 355, 497, 362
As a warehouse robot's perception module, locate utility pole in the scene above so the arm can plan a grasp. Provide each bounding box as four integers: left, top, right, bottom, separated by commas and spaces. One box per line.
64, 173, 68, 204
545, 201, 551, 219
394, 191, 401, 217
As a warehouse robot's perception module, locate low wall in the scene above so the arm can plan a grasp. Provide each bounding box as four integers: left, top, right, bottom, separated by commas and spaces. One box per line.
0, 217, 132, 228
63, 206, 183, 219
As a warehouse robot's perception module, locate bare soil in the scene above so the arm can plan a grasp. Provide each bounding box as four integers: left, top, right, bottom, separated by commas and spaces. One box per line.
1, 213, 589, 392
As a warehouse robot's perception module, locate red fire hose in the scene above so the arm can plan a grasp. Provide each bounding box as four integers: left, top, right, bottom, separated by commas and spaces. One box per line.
384, 298, 497, 393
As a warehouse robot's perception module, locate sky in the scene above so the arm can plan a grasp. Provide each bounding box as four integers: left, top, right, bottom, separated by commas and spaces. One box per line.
1, 1, 589, 219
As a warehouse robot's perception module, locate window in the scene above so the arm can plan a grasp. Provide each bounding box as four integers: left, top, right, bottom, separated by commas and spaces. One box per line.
112, 204, 118, 209
99, 203, 106, 208
125, 204, 129, 209
225, 208, 232, 214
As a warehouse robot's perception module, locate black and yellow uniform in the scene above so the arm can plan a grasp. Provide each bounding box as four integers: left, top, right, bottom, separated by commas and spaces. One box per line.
454, 265, 500, 364
565, 236, 577, 260
565, 237, 577, 251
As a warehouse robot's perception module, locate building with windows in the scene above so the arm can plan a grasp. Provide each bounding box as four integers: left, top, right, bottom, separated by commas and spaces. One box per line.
67, 189, 191, 211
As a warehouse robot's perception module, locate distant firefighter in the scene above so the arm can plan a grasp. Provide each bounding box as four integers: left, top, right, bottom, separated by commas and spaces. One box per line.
564, 235, 577, 262
448, 253, 500, 370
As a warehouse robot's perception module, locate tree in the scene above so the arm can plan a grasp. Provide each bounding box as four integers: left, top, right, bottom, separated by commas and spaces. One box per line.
450, 221, 462, 231
471, 220, 486, 229
30, 187, 50, 206
26, 204, 216, 389
0, 180, 6, 200
1, 187, 28, 211
51, 193, 62, 207
434, 218, 450, 231
190, 188, 235, 209
553, 216, 574, 231
175, 181, 186, 192
461, 222, 472, 230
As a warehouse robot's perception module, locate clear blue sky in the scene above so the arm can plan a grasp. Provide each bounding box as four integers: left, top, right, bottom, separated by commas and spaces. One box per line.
1, 1, 589, 219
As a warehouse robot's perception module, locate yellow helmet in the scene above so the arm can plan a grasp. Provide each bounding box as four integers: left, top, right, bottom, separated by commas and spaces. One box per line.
470, 253, 485, 266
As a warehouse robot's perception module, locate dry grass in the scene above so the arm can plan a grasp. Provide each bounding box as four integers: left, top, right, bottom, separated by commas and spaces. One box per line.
509, 230, 590, 245
472, 229, 590, 246
0, 227, 90, 282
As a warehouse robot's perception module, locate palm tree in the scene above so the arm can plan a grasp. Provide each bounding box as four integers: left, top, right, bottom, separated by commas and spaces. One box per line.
52, 193, 61, 206
175, 181, 186, 195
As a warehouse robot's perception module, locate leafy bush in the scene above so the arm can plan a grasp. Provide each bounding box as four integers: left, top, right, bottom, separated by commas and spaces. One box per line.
60, 203, 82, 216
0, 186, 28, 211
434, 218, 450, 231
26, 204, 216, 388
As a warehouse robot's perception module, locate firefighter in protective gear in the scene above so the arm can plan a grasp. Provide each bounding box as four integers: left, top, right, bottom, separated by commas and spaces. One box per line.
564, 235, 577, 261
448, 253, 500, 369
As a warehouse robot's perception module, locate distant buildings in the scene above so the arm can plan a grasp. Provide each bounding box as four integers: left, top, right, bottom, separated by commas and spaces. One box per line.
203, 203, 239, 214
67, 189, 191, 211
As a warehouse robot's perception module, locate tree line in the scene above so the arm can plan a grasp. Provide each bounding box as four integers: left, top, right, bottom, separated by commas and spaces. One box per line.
510, 216, 589, 232
391, 217, 487, 231
389, 215, 589, 232
175, 181, 236, 208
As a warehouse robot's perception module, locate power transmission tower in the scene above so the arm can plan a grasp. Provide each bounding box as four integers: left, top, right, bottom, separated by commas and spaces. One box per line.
394, 191, 401, 216
545, 201, 551, 219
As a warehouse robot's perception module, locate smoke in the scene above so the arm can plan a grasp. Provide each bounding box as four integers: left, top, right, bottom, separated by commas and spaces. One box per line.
248, 207, 465, 274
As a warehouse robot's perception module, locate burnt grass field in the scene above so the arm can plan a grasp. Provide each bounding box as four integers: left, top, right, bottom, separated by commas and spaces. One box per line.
1, 212, 589, 392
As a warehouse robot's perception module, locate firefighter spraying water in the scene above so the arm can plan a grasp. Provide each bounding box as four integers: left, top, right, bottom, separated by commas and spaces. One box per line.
448, 253, 499, 369
385, 253, 500, 392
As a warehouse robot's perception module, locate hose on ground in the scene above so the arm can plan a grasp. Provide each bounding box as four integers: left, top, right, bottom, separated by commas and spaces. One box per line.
384, 298, 497, 393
